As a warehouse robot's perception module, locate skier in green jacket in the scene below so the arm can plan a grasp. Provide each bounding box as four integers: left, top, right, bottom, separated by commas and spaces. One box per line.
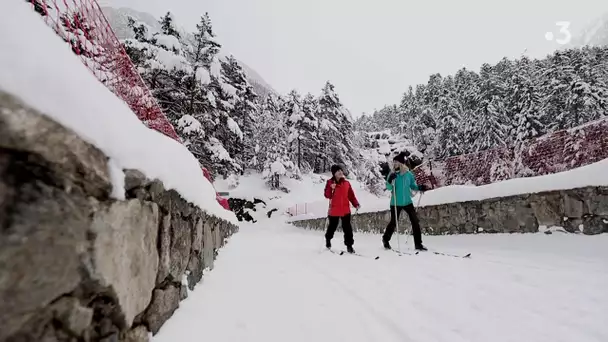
383, 152, 429, 251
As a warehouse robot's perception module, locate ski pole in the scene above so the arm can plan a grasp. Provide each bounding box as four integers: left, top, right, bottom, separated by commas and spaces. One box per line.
405, 191, 424, 247
392, 180, 400, 253
417, 191, 424, 207
325, 187, 334, 229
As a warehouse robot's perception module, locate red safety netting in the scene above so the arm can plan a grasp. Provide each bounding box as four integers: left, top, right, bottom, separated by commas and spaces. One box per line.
413, 117, 608, 188
27, 0, 181, 142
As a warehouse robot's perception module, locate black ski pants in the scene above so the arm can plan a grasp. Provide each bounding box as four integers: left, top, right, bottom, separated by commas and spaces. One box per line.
383, 204, 423, 247
325, 214, 354, 247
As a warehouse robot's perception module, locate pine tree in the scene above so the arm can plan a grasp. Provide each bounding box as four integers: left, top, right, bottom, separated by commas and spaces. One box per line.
511, 57, 544, 143
471, 64, 508, 151
432, 75, 463, 158
220, 55, 259, 169
182, 13, 222, 132
123, 14, 191, 128
317, 81, 359, 173
252, 94, 288, 173
123, 11, 251, 177
299, 93, 320, 172
540, 50, 577, 131
398, 86, 418, 138
159, 12, 181, 39
282, 90, 304, 171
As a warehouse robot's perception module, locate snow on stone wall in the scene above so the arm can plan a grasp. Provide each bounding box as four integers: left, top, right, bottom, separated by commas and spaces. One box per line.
292, 186, 608, 236
0, 91, 238, 340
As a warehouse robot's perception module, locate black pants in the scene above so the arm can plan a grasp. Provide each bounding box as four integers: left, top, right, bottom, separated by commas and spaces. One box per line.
383, 204, 423, 247
325, 214, 354, 247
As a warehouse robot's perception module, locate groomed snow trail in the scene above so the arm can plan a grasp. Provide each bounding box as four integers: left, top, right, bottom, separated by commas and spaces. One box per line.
154, 222, 608, 342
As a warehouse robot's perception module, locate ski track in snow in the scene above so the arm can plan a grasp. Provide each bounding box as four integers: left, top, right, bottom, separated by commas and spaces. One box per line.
153, 222, 608, 342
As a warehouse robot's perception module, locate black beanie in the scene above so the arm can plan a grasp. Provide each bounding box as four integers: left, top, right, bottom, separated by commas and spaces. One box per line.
393, 152, 407, 164
330, 164, 343, 176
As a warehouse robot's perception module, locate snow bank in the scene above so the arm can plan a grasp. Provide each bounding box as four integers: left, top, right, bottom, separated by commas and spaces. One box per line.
0, 2, 237, 223
286, 158, 608, 220
418, 158, 608, 206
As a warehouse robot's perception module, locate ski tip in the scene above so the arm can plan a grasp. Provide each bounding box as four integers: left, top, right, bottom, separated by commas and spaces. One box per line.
374, 256, 380, 260
464, 253, 471, 258
339, 251, 345, 255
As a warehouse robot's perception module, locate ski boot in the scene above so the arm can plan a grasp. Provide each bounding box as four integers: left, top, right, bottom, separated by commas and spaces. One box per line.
415, 244, 428, 251
382, 239, 391, 250
346, 245, 355, 254
325, 238, 331, 249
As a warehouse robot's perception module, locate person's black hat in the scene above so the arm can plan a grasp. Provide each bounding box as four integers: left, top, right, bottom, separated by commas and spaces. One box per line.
393, 152, 407, 164
330, 164, 343, 176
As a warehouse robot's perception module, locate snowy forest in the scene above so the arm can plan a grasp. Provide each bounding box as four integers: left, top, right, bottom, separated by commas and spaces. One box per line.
122, 12, 359, 183
28, 0, 608, 192
356, 47, 608, 160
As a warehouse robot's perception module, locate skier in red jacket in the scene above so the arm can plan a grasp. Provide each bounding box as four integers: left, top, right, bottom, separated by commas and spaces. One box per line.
324, 164, 360, 253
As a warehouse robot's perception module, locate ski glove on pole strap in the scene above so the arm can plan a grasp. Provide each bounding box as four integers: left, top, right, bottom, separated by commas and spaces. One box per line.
418, 184, 429, 192
387, 173, 397, 183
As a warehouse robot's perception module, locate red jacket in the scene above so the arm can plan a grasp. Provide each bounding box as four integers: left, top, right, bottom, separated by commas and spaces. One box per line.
324, 178, 360, 217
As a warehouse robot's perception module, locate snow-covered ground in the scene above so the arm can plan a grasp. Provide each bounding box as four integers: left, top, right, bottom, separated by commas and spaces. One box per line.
214, 172, 391, 219
154, 221, 608, 342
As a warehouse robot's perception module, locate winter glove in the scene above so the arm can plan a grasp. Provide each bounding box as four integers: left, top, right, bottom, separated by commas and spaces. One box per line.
387, 173, 397, 183
418, 184, 429, 192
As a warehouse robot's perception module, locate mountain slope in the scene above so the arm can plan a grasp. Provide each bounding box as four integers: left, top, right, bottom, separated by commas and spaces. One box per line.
101, 6, 276, 98
568, 11, 608, 47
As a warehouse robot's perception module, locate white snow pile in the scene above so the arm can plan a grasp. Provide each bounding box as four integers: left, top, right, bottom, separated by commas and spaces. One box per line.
210, 58, 222, 78
0, 1, 237, 223
227, 117, 243, 140
207, 138, 234, 163
286, 157, 608, 220
177, 115, 203, 134
195, 67, 211, 85
155, 33, 181, 52
270, 160, 287, 175
124, 39, 192, 73
220, 81, 238, 97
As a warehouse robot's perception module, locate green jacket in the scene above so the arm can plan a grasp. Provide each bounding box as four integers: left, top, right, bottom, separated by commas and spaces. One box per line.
386, 170, 419, 206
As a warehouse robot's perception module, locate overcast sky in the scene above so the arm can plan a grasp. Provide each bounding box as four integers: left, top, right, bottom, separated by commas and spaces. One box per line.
102, 0, 608, 117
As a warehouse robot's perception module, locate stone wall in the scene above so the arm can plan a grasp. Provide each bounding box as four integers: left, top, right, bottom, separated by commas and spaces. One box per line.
0, 91, 238, 341
291, 187, 608, 236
